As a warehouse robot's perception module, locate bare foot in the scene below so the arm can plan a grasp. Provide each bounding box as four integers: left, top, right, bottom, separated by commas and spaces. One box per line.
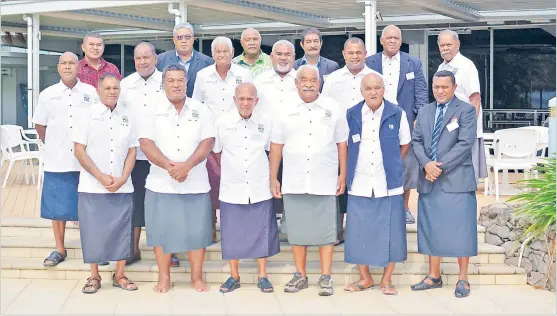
153, 274, 171, 293
192, 278, 209, 292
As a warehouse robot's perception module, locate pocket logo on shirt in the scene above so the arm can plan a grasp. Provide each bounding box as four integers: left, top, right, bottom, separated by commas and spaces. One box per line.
122, 116, 129, 126
191, 110, 199, 119
83, 94, 90, 102
258, 124, 264, 133
325, 110, 332, 118
288, 112, 300, 117
236, 76, 243, 85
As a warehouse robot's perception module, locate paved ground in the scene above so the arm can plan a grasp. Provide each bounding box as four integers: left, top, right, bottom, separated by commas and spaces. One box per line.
1, 278, 555, 315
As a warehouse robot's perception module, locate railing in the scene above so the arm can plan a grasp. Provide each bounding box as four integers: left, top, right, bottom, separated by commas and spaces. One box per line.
483, 109, 550, 131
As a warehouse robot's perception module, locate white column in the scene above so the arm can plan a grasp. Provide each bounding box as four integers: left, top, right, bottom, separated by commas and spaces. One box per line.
23, 14, 33, 128
364, 0, 377, 56
120, 44, 125, 76
32, 13, 40, 128
489, 28, 494, 127
179, 1, 187, 24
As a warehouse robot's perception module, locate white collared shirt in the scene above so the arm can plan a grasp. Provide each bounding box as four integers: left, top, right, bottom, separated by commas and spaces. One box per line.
192, 64, 252, 121
119, 70, 164, 160
321, 66, 380, 111
382, 52, 401, 105
253, 68, 298, 118
437, 52, 483, 138
33, 80, 98, 172
271, 95, 349, 195
138, 97, 215, 194
214, 109, 272, 204
72, 103, 137, 194
349, 103, 411, 198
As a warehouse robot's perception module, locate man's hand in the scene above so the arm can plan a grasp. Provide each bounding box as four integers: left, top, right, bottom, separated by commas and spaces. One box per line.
424, 161, 443, 178
105, 177, 125, 193
271, 179, 282, 199
413, 120, 417, 129
336, 175, 346, 196
98, 174, 114, 187
168, 161, 192, 183
425, 173, 436, 183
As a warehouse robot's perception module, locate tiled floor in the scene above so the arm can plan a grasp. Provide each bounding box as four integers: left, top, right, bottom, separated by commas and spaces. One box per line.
1, 279, 555, 315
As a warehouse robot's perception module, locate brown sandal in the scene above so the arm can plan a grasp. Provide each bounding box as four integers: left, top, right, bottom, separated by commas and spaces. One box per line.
112, 273, 138, 291
82, 276, 102, 294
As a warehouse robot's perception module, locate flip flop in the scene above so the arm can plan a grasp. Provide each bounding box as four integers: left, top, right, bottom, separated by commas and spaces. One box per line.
380, 284, 398, 295
344, 282, 374, 292
43, 250, 67, 267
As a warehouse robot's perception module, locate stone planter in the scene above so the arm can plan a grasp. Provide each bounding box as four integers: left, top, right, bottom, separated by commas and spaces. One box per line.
479, 203, 556, 291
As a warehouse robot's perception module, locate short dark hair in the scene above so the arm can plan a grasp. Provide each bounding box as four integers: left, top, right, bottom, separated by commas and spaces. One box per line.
433, 70, 456, 85
83, 32, 103, 43
162, 64, 187, 81
97, 73, 119, 87
301, 27, 322, 43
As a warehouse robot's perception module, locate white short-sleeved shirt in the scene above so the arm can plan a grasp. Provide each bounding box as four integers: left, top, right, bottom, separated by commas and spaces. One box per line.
192, 64, 252, 121
437, 52, 483, 138
32, 80, 98, 172
138, 97, 215, 194
271, 95, 349, 195
321, 66, 380, 111
213, 109, 272, 204
382, 52, 401, 105
119, 70, 163, 160
72, 103, 137, 194
349, 103, 411, 198
253, 68, 298, 118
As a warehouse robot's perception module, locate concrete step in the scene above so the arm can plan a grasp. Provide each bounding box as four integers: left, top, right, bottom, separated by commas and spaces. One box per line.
1, 236, 507, 264
0, 217, 487, 243
1, 257, 527, 286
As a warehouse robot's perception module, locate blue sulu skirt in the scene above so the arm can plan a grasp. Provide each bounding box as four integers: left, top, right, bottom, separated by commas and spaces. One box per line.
40, 171, 79, 221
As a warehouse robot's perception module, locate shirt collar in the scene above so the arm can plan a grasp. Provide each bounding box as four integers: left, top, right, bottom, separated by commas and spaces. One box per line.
436, 96, 455, 107
362, 101, 385, 116
176, 51, 193, 64
237, 52, 266, 66
443, 51, 462, 66
302, 55, 321, 67
341, 65, 373, 77
382, 51, 400, 62
231, 108, 263, 124
58, 79, 85, 92
210, 64, 239, 78
271, 68, 297, 80
133, 70, 162, 85
91, 102, 125, 118
80, 57, 107, 69
159, 97, 192, 116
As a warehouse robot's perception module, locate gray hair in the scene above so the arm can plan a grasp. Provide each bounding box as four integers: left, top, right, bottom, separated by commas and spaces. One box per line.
211, 37, 233, 54
301, 27, 321, 42
173, 22, 194, 37
272, 40, 295, 53
134, 41, 156, 57
296, 64, 320, 81
381, 25, 401, 39
162, 64, 187, 81
433, 70, 456, 85
344, 37, 365, 50
240, 28, 261, 40
97, 73, 119, 87
437, 29, 459, 44
83, 32, 103, 43
58, 51, 78, 63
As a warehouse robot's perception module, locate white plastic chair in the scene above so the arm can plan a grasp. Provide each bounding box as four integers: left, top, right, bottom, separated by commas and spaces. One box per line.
487, 128, 539, 202
483, 142, 493, 196
0, 125, 41, 188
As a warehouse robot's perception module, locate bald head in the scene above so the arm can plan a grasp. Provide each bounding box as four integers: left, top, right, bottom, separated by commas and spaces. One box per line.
234, 83, 259, 119
361, 73, 385, 110
240, 28, 262, 57
380, 25, 402, 58
57, 52, 79, 84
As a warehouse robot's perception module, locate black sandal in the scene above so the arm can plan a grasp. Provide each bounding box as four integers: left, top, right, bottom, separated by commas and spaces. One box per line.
257, 277, 274, 293
220, 277, 240, 293
411, 275, 443, 291
43, 250, 67, 267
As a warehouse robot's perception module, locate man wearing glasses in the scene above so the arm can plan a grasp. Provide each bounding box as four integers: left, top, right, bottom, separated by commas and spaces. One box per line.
157, 22, 214, 98
365, 24, 428, 225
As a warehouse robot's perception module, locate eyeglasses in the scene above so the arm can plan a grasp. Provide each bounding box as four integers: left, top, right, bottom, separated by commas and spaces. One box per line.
175, 35, 193, 41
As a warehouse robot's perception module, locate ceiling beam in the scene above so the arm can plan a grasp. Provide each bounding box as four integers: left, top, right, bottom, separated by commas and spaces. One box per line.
1, 0, 172, 16
188, 0, 331, 28
40, 9, 176, 32
402, 0, 482, 22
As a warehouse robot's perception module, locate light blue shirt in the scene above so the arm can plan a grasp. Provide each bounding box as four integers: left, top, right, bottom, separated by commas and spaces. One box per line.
434, 97, 454, 126
175, 51, 192, 72
301, 55, 321, 67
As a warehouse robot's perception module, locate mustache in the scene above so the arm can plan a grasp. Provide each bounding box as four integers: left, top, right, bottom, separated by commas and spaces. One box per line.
302, 87, 315, 91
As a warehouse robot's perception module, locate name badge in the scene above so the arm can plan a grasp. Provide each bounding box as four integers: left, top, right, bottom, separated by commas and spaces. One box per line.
447, 119, 459, 132
406, 72, 415, 80
352, 134, 361, 143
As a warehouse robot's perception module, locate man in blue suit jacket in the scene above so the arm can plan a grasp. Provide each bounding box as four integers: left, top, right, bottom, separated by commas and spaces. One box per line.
365, 25, 428, 224
293, 27, 339, 91
156, 23, 214, 98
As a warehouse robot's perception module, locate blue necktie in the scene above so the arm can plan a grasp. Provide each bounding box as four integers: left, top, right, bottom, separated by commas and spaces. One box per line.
430, 104, 446, 161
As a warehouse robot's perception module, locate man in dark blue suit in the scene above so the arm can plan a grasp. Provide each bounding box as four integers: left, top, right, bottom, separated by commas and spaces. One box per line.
365, 25, 428, 224
156, 22, 214, 98
293, 27, 339, 91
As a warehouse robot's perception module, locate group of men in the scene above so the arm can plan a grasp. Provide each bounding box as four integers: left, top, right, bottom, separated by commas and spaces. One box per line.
34, 22, 486, 298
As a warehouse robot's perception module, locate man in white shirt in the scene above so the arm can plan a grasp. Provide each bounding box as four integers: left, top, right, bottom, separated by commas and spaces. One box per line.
343, 73, 410, 296
73, 73, 138, 294
213, 83, 280, 294
119, 42, 162, 266
437, 29, 487, 184
193, 37, 253, 246
33, 52, 97, 267
270, 65, 349, 296
321, 37, 379, 245
139, 64, 215, 294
